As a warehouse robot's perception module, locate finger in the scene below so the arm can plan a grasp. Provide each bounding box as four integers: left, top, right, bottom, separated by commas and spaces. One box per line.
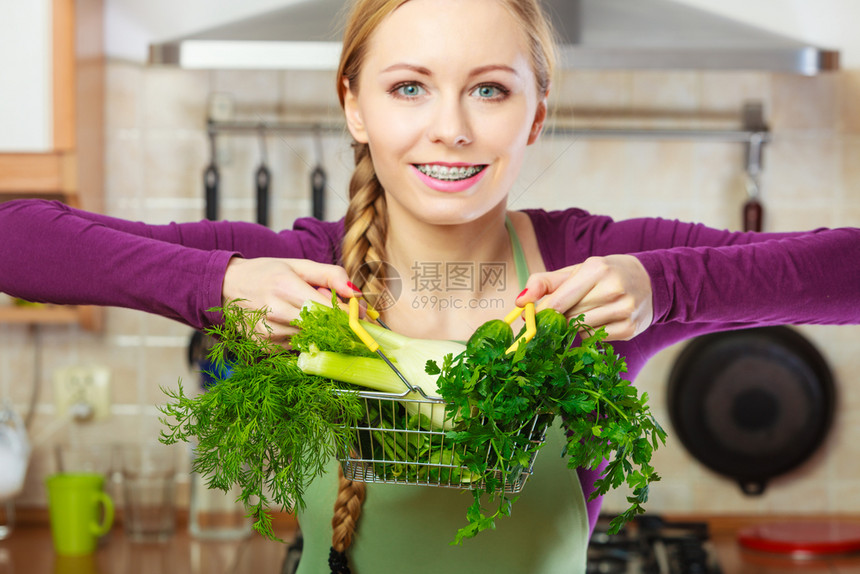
515, 264, 581, 306
288, 259, 358, 298
533, 268, 602, 314
270, 280, 333, 318
574, 298, 648, 342
573, 306, 628, 337
247, 312, 299, 344
538, 258, 625, 315
586, 319, 637, 342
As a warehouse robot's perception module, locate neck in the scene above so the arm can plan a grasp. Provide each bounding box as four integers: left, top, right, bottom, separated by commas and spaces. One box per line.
385, 205, 512, 290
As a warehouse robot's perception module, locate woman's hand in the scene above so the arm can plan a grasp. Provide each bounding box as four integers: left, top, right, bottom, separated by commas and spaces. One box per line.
516, 255, 653, 341
222, 257, 358, 344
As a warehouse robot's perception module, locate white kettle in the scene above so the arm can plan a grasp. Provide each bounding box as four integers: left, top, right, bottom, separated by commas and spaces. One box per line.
0, 400, 30, 501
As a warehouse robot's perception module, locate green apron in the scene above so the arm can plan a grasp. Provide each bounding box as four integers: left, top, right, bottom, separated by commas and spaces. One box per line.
296, 218, 589, 573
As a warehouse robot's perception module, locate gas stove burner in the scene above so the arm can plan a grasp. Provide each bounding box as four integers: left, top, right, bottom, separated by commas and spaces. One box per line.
587, 515, 722, 574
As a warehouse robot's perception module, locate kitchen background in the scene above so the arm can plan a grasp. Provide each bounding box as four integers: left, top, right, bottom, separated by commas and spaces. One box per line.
2, 0, 860, 521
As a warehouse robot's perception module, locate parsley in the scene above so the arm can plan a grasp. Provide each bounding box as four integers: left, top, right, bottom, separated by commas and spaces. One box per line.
435, 309, 667, 542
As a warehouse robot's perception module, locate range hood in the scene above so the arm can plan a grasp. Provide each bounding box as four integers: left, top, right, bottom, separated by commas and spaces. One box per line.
149, 0, 839, 75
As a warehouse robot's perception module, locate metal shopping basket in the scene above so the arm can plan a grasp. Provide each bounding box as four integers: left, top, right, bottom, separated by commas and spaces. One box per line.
336, 299, 549, 494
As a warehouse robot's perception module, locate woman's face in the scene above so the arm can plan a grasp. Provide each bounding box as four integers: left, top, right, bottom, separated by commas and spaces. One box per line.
343, 0, 547, 226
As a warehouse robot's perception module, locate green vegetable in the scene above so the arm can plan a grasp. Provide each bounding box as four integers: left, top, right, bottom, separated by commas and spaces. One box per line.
295, 300, 466, 430
434, 309, 666, 543
466, 319, 514, 356
158, 303, 363, 541
159, 297, 664, 546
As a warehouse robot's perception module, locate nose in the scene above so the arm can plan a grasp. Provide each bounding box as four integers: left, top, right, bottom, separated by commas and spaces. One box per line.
428, 96, 473, 147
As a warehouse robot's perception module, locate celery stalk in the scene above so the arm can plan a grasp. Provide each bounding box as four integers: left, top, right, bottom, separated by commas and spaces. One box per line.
297, 346, 456, 430
297, 350, 406, 394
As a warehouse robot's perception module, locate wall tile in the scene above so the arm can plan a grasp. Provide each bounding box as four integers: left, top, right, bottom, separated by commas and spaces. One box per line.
771, 73, 838, 131
620, 141, 696, 204
631, 72, 700, 129
104, 129, 144, 201
282, 70, 341, 110
762, 134, 839, 207
142, 129, 208, 200
691, 141, 746, 201
831, 481, 860, 513
842, 137, 860, 207
143, 67, 210, 131
700, 72, 772, 117
837, 205, 860, 228
761, 479, 834, 514
105, 61, 144, 131
513, 137, 633, 213
691, 473, 767, 514
551, 70, 632, 111
840, 71, 860, 134
211, 70, 284, 116
766, 204, 834, 232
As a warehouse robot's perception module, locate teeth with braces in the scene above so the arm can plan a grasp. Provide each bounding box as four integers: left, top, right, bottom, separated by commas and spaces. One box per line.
416, 164, 484, 181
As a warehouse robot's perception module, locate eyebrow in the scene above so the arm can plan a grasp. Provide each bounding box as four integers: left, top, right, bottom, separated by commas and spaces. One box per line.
380, 63, 520, 78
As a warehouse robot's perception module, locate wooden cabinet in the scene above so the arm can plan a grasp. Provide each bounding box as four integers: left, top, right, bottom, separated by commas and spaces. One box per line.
0, 0, 104, 331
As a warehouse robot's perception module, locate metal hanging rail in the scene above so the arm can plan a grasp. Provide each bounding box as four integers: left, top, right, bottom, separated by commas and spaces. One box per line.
545, 126, 769, 143
207, 119, 345, 136
206, 102, 770, 187
206, 119, 770, 144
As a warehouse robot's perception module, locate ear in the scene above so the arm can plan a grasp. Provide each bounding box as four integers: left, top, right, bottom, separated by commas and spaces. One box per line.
527, 92, 548, 145
343, 78, 369, 144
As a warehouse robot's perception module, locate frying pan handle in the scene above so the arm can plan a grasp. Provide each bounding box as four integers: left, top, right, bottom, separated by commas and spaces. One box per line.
256, 164, 271, 227
204, 163, 219, 221
740, 480, 766, 496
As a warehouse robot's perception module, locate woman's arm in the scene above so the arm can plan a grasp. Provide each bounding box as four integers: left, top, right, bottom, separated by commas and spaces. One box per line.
636, 226, 860, 327
0, 199, 239, 328
0, 199, 349, 330
522, 209, 860, 339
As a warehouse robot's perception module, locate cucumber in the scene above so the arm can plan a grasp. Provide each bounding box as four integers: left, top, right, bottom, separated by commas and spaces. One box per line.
466, 319, 514, 355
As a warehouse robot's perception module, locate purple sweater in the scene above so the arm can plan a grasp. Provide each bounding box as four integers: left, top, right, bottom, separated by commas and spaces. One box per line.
3, 199, 860, 532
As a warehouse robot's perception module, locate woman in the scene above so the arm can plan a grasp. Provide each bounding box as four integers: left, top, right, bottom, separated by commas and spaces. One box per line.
2, 0, 859, 572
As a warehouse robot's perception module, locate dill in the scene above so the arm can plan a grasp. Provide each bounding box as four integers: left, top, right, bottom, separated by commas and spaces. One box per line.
158, 303, 362, 541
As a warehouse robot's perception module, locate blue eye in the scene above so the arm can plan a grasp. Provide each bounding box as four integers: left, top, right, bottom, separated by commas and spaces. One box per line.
394, 83, 426, 98
472, 84, 508, 100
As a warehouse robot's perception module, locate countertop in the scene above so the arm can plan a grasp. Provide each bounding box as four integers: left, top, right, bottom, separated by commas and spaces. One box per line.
680, 514, 860, 574
5, 512, 860, 573
0, 509, 300, 574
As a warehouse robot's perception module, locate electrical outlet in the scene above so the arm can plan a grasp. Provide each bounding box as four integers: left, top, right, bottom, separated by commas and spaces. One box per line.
53, 366, 111, 422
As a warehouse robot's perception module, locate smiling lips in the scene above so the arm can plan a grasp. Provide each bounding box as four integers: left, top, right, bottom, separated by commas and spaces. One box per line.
412, 163, 488, 193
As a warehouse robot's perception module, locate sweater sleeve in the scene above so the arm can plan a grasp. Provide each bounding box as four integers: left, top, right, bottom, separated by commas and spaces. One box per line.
630, 223, 860, 329
529, 208, 860, 330
0, 199, 340, 329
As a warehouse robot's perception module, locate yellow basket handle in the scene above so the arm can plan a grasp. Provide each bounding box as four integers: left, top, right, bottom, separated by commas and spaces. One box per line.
503, 302, 536, 355
364, 301, 380, 321
348, 297, 379, 353
351, 297, 534, 356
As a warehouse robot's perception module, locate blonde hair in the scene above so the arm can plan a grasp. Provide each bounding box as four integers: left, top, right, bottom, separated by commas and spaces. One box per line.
330, 0, 557, 568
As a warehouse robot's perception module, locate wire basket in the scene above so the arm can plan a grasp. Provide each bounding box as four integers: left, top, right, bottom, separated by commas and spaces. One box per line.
336, 389, 549, 494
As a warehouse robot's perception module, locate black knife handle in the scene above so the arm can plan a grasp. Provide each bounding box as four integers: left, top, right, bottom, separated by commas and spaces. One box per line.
256, 164, 271, 227
311, 165, 326, 221
204, 163, 219, 221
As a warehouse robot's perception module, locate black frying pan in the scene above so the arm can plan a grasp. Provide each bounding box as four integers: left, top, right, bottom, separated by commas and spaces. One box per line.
666, 196, 836, 494
667, 326, 834, 494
